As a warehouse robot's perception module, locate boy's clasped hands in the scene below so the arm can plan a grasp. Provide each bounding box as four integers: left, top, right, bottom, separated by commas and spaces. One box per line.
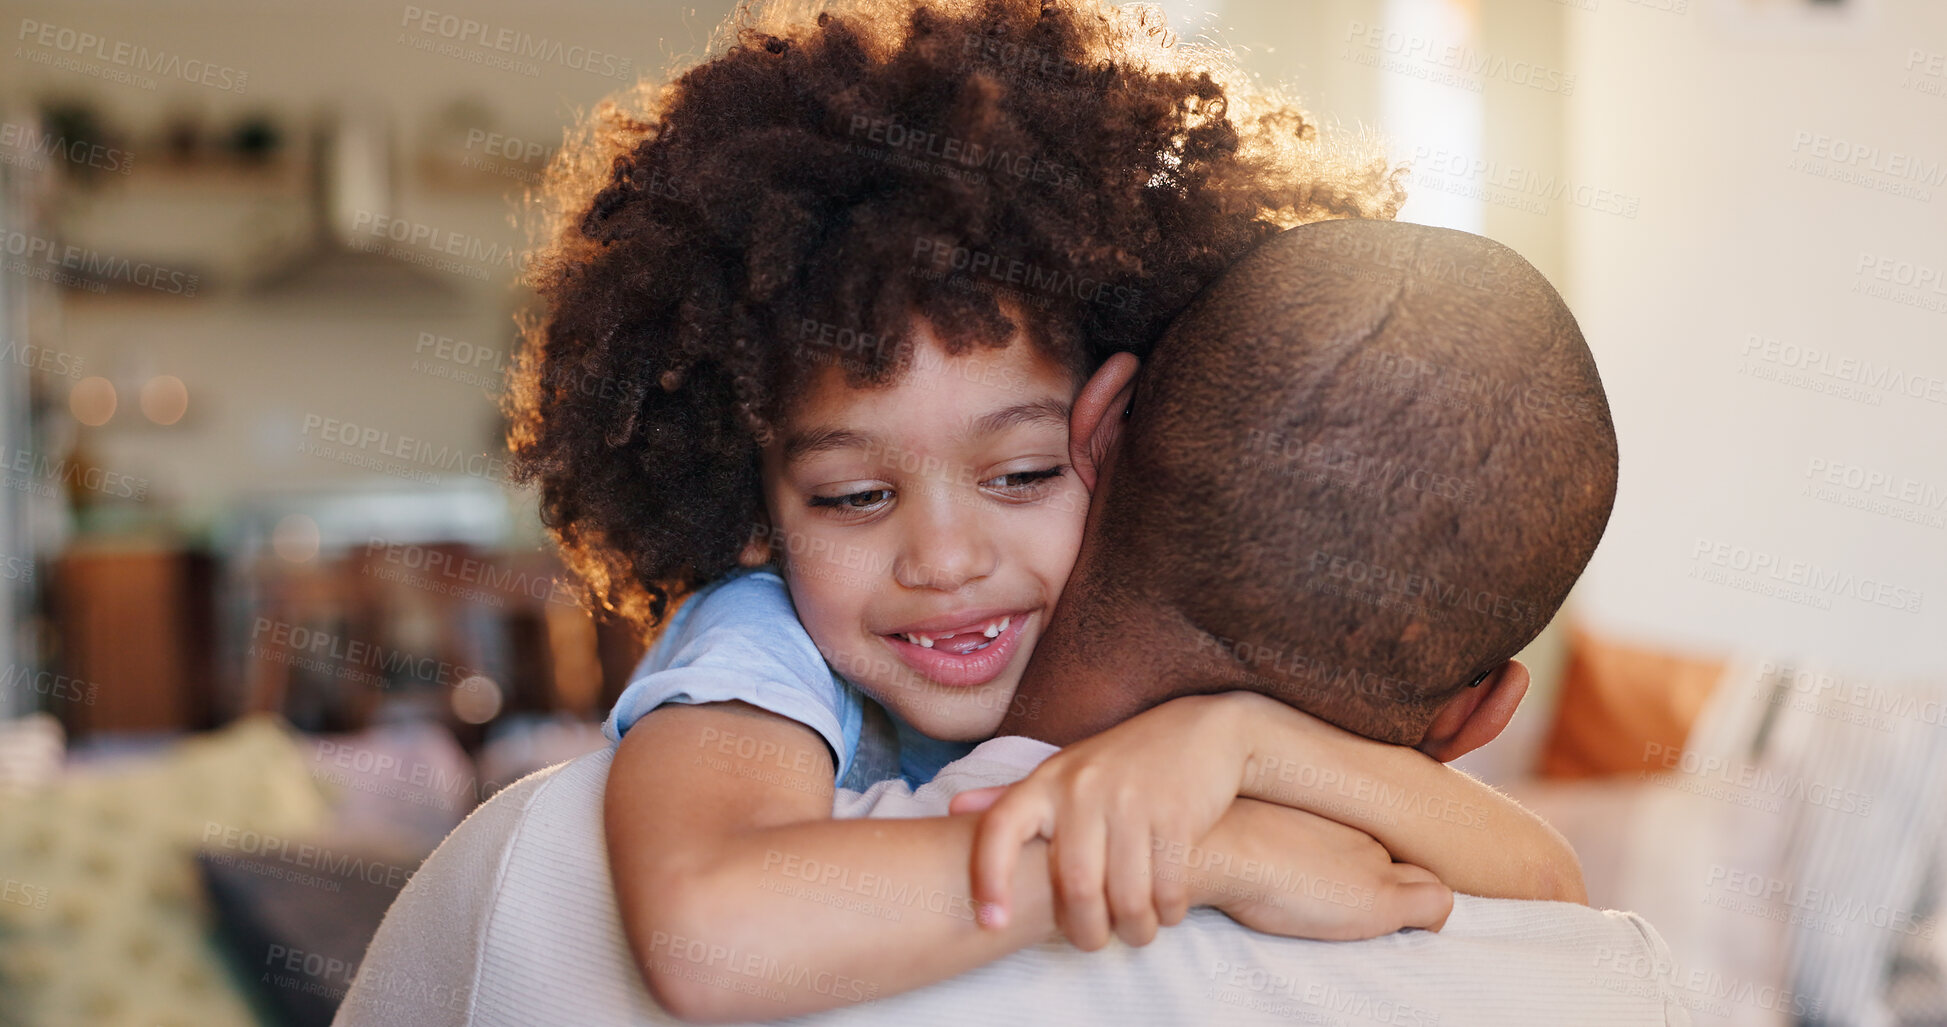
949, 691, 1455, 951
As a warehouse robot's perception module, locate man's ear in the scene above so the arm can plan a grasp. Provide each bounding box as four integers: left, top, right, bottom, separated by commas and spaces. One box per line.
1415, 660, 1530, 763
1068, 352, 1139, 493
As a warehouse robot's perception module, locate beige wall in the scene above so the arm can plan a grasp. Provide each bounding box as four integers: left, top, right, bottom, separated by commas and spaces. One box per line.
1562, 0, 1947, 676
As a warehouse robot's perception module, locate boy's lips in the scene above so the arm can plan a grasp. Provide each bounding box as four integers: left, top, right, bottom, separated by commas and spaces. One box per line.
878, 609, 1031, 689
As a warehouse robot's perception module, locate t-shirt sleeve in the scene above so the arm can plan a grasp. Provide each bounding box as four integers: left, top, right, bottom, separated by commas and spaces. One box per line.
601, 570, 864, 782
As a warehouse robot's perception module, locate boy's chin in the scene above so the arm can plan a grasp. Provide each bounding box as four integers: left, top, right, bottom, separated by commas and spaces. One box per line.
881, 691, 1013, 744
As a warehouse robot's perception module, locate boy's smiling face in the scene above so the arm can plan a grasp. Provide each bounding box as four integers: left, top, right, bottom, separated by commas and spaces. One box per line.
760, 318, 1089, 741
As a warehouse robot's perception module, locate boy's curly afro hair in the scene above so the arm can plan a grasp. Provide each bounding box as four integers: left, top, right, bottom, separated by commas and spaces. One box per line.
505, 0, 1408, 634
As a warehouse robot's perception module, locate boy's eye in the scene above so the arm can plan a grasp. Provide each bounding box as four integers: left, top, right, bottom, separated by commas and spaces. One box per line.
984, 466, 1065, 492
807, 488, 892, 511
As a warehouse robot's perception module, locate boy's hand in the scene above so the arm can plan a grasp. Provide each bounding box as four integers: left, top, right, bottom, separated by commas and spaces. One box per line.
949, 693, 1270, 950
1191, 797, 1452, 939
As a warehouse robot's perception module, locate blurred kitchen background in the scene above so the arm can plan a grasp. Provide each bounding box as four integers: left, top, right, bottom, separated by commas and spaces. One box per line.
0, 0, 1942, 1025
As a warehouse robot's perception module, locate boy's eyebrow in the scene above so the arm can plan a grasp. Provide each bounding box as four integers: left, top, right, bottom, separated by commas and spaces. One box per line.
782, 398, 1072, 463
782, 426, 879, 461
968, 397, 1071, 438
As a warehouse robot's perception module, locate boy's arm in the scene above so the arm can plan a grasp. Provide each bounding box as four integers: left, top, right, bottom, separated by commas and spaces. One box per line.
962, 689, 1584, 940
608, 699, 1445, 1022
1225, 690, 1587, 904
607, 699, 1060, 1022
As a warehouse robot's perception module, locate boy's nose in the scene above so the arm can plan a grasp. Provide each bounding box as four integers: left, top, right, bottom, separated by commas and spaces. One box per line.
892, 487, 998, 591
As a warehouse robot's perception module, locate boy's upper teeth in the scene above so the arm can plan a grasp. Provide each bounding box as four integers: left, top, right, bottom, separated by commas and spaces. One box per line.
901, 616, 1011, 648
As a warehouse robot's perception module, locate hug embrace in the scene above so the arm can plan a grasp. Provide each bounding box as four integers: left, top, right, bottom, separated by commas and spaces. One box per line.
338, 1, 1688, 1023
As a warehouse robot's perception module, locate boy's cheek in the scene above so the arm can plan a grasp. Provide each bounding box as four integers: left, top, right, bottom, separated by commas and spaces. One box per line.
1058, 478, 1092, 515
1041, 490, 1090, 571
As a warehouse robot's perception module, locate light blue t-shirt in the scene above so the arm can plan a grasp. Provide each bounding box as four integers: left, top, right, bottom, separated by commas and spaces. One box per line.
602, 568, 974, 788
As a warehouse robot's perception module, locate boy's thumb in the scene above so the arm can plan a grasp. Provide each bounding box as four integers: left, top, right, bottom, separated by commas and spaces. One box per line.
949, 786, 1008, 814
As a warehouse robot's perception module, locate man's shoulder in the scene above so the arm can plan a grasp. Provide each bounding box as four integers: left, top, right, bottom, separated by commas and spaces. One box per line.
823, 897, 1691, 1027
335, 750, 639, 1027
1439, 894, 1687, 979
384, 751, 605, 909
1430, 896, 1693, 1026
1444, 894, 1664, 940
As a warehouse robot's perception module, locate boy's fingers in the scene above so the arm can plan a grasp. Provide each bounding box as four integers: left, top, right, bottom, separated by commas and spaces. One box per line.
949, 786, 1007, 815
1153, 867, 1191, 927
1106, 822, 1158, 946
1383, 873, 1454, 934
1392, 863, 1441, 886
1050, 817, 1111, 951
968, 793, 1053, 927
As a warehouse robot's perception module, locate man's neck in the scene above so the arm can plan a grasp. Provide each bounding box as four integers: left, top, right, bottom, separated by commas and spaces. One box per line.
1001, 584, 1228, 745
1000, 649, 1141, 745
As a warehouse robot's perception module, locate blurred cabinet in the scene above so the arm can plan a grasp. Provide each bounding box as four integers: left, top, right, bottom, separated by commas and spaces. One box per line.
53, 542, 216, 735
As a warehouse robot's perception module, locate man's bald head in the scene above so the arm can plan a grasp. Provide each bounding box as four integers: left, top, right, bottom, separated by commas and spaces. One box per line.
1007, 219, 1619, 746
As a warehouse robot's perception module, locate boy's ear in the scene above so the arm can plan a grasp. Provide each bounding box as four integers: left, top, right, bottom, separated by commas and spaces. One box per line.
1415, 660, 1529, 763
1068, 352, 1139, 493
738, 517, 774, 567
